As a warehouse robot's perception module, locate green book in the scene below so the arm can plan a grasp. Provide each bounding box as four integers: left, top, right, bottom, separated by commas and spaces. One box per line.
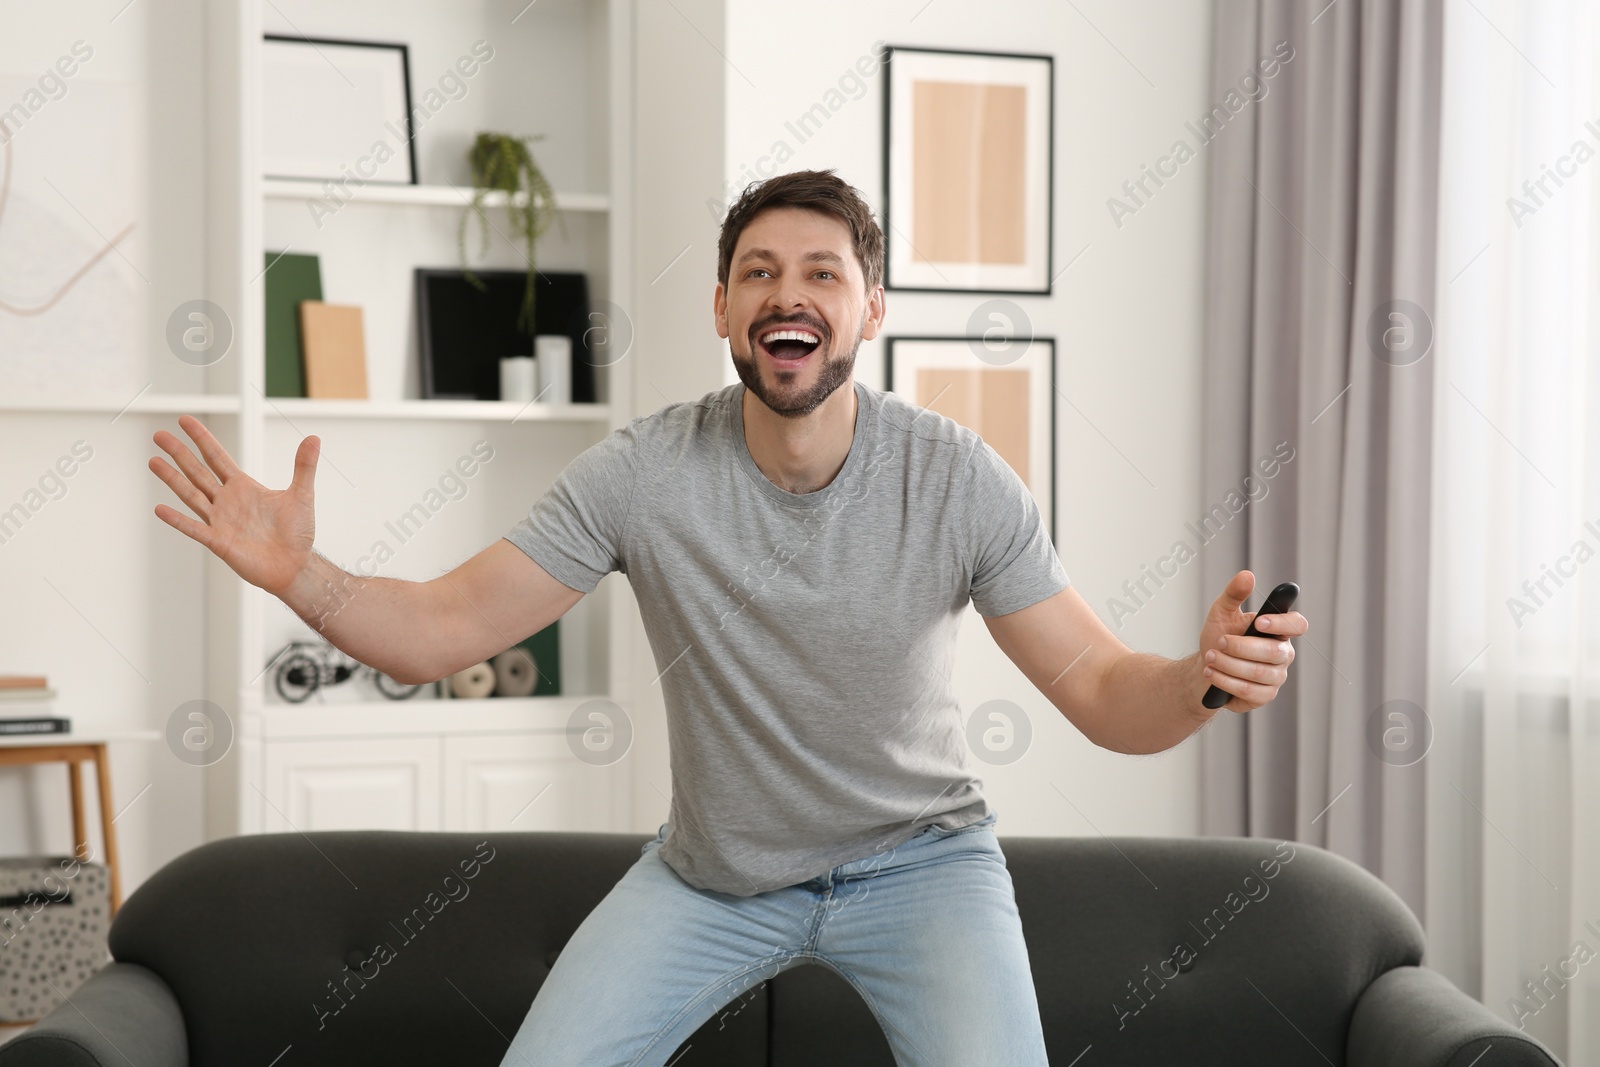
518, 620, 561, 696
263, 252, 322, 397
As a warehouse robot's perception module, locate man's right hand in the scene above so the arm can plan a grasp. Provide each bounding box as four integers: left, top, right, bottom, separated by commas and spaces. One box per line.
150, 414, 320, 599
149, 413, 585, 686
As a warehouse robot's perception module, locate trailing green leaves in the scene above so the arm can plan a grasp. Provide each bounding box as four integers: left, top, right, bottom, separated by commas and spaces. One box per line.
458, 132, 559, 335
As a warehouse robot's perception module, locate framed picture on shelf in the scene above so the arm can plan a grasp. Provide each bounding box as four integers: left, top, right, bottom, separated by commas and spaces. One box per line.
882, 46, 1054, 294
415, 268, 596, 403
886, 336, 1056, 540
262, 35, 418, 185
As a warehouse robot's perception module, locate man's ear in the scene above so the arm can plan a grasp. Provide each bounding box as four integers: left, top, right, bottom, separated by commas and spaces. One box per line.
713, 282, 730, 340
859, 285, 886, 342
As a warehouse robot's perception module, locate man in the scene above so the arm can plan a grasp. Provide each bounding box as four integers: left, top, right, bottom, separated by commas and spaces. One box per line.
149, 169, 1306, 1065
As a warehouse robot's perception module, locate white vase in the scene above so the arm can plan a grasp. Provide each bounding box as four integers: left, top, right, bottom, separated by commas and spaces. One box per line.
499, 355, 536, 403
535, 334, 572, 404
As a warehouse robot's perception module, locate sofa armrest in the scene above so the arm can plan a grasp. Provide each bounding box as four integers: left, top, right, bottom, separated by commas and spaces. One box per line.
0, 963, 187, 1067
1348, 965, 1560, 1067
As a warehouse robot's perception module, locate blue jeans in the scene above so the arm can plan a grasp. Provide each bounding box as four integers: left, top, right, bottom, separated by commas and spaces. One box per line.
500, 811, 1049, 1066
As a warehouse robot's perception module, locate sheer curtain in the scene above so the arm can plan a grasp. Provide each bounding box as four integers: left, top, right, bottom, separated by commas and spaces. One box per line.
1429, 0, 1600, 1060
1199, 0, 1443, 924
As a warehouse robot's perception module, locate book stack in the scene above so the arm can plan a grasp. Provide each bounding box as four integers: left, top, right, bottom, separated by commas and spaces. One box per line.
0, 676, 69, 736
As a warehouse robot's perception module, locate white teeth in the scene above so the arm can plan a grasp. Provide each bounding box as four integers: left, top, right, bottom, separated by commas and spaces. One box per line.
761, 329, 820, 345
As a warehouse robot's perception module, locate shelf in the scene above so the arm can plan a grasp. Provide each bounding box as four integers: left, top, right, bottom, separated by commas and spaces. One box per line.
0, 728, 161, 747
0, 393, 241, 416
260, 398, 610, 422
260, 694, 605, 740
0, 396, 608, 423
262, 178, 609, 213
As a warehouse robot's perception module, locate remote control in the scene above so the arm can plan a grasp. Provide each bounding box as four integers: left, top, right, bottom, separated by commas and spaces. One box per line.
1201, 581, 1300, 710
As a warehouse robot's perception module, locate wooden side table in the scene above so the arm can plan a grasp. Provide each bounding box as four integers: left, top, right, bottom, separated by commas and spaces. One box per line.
0, 730, 160, 917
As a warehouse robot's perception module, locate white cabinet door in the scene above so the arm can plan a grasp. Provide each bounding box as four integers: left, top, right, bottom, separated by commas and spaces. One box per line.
262, 738, 441, 832
443, 732, 626, 833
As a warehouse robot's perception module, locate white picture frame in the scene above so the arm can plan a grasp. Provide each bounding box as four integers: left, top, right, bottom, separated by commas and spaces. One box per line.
886, 336, 1056, 540
261, 35, 417, 185
883, 46, 1054, 294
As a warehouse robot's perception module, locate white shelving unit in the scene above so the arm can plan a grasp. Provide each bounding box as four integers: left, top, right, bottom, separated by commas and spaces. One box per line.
262, 177, 610, 213
260, 398, 611, 421
196, 0, 638, 841
0, 394, 243, 416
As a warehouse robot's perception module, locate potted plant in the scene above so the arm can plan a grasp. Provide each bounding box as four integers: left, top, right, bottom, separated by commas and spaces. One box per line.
458, 132, 560, 335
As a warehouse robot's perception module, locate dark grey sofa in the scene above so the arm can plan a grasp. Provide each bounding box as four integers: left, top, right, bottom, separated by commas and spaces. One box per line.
0, 831, 1559, 1066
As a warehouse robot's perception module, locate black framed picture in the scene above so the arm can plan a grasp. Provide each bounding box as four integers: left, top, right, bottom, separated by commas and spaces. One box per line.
886, 335, 1056, 540
262, 35, 418, 185
882, 46, 1054, 294
415, 268, 596, 403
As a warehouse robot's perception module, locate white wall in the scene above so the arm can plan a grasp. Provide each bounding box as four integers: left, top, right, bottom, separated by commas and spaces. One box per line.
0, 0, 626, 896
0, 0, 1218, 901
621, 0, 729, 829
0, 0, 210, 889
716, 0, 1217, 838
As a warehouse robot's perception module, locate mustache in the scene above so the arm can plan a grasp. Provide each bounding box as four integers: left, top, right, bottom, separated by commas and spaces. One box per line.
749, 314, 830, 348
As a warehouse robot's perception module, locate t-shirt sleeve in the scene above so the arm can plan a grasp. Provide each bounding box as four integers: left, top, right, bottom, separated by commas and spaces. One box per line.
962, 436, 1071, 616
504, 421, 638, 594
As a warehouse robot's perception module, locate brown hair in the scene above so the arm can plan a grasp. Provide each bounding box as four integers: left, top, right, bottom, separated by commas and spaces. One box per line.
716, 169, 884, 293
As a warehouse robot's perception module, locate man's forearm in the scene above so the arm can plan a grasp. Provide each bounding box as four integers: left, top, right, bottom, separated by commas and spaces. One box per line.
1090, 651, 1211, 755
279, 550, 444, 685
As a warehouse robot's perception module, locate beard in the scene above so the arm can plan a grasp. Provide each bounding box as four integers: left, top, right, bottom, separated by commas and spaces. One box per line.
731, 311, 862, 419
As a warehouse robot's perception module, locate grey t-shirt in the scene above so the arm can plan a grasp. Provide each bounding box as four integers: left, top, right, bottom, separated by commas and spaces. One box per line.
505, 379, 1070, 896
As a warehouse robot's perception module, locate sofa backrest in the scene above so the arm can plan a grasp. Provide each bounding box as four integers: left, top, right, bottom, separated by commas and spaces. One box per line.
996, 835, 1423, 1064
105, 831, 1423, 1066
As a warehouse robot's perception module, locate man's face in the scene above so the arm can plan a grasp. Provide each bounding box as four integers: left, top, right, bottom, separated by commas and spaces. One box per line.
715, 206, 885, 418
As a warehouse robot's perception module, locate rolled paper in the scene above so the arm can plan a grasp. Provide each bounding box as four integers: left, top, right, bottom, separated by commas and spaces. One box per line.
492, 647, 538, 697
449, 660, 495, 699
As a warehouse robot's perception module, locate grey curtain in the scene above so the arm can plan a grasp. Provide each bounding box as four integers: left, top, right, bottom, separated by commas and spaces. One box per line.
1199, 0, 1443, 921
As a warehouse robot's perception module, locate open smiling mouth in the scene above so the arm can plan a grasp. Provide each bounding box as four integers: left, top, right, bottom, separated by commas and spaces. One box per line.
757, 327, 823, 364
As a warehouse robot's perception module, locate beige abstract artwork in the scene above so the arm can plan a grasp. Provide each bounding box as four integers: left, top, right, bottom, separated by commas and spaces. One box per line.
915, 366, 1031, 483
910, 79, 1027, 265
